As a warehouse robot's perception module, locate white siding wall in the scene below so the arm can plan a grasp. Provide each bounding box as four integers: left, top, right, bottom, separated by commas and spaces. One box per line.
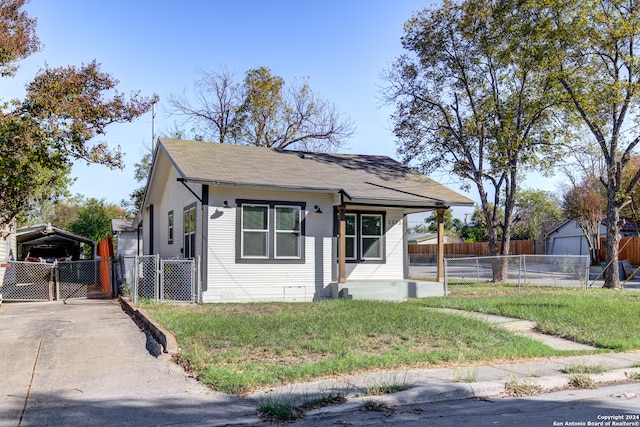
153, 167, 201, 260
115, 232, 140, 257
343, 208, 405, 281
144, 164, 410, 303
203, 187, 334, 303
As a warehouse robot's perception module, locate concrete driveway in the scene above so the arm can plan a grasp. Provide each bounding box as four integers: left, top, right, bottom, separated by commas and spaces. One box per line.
0, 299, 258, 427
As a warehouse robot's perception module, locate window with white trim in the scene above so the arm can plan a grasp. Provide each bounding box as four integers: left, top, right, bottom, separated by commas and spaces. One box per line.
237, 200, 306, 263
338, 211, 385, 262
361, 214, 383, 260
345, 213, 357, 260
275, 205, 301, 258
183, 205, 196, 258
241, 204, 269, 258
168, 211, 174, 244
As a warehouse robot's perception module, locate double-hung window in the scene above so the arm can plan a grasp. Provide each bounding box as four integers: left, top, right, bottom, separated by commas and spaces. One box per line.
275, 205, 301, 258
168, 211, 174, 244
241, 204, 269, 258
237, 200, 305, 263
339, 211, 385, 262
361, 214, 383, 260
183, 204, 196, 258
345, 214, 357, 260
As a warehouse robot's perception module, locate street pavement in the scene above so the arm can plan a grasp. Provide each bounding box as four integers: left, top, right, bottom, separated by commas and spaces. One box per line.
287, 381, 640, 426
1, 297, 639, 426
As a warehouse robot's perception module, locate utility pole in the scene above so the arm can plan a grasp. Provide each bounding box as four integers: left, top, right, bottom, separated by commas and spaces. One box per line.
151, 101, 157, 150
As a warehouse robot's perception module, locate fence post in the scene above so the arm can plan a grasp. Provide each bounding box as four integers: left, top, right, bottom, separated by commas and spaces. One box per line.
585, 256, 590, 290
517, 256, 521, 291
54, 261, 59, 301
159, 257, 164, 303
133, 255, 138, 304
523, 255, 528, 286
476, 258, 480, 284
196, 255, 201, 303
443, 258, 448, 295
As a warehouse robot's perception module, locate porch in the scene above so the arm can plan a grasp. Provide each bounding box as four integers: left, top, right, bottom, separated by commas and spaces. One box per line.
328, 279, 445, 302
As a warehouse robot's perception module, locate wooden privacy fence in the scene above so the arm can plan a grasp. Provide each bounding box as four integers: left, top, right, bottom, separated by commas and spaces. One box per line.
599, 237, 640, 265
408, 240, 536, 257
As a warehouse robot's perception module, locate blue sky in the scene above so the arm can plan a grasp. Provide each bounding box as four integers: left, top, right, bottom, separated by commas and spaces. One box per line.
1, 1, 560, 225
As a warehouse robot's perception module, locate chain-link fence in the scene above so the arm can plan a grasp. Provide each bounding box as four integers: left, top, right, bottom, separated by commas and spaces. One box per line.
0, 259, 109, 301
161, 259, 195, 302
118, 255, 199, 303
444, 255, 590, 291
56, 260, 98, 300
0, 261, 55, 301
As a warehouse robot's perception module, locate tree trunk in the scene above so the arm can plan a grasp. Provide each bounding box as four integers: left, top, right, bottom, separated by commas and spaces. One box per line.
603, 199, 621, 289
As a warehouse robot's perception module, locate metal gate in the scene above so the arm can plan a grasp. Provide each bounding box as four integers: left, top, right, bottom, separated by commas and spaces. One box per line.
0, 260, 109, 302
128, 255, 198, 303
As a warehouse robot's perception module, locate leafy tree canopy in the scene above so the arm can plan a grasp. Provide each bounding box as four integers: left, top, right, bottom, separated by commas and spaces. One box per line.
0, 0, 157, 224
68, 197, 124, 243
383, 0, 569, 270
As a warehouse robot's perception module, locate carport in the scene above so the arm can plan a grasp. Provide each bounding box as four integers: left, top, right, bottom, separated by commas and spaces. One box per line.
1, 224, 106, 302
16, 223, 96, 261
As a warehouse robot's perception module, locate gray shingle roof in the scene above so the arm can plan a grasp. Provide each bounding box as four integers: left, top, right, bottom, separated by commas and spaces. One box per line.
158, 139, 474, 208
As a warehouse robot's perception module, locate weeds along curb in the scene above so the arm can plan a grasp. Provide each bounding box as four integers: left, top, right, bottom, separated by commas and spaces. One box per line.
119, 297, 179, 355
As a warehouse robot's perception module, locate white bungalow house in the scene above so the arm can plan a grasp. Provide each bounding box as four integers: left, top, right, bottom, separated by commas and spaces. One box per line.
136, 139, 474, 302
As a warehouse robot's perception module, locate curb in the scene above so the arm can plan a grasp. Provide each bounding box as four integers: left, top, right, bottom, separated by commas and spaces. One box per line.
119, 297, 179, 355
305, 367, 640, 417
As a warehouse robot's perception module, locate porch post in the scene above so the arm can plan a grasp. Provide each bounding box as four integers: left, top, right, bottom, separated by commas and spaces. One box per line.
436, 208, 445, 282
338, 205, 347, 283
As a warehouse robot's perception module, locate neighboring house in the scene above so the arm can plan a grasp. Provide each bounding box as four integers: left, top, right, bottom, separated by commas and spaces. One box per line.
545, 219, 598, 256
0, 220, 17, 303
136, 138, 474, 302
407, 232, 463, 245
0, 220, 16, 262
111, 218, 141, 257
545, 218, 639, 256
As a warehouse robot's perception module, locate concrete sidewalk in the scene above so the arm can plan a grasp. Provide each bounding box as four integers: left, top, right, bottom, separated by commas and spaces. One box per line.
0, 299, 258, 427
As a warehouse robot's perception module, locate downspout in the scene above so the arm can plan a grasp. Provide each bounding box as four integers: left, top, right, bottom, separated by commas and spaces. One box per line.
177, 178, 208, 300
200, 185, 209, 297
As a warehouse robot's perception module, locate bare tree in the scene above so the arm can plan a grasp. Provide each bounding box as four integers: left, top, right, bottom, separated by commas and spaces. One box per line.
167, 66, 355, 152
167, 67, 242, 144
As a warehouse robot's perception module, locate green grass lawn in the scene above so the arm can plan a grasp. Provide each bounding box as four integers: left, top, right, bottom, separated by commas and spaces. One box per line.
137, 287, 639, 395
412, 287, 640, 351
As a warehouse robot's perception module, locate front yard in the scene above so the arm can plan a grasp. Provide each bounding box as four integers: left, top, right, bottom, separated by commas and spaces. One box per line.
139, 286, 640, 396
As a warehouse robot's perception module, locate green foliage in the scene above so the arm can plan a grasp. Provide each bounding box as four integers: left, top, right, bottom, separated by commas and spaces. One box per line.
528, 0, 640, 286
512, 188, 564, 240
419, 209, 461, 234
459, 206, 491, 242
68, 197, 125, 243
0, 0, 39, 77
383, 0, 568, 260
0, 1, 156, 224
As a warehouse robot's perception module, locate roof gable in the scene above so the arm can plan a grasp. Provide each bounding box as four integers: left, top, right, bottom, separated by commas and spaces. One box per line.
155, 138, 474, 209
